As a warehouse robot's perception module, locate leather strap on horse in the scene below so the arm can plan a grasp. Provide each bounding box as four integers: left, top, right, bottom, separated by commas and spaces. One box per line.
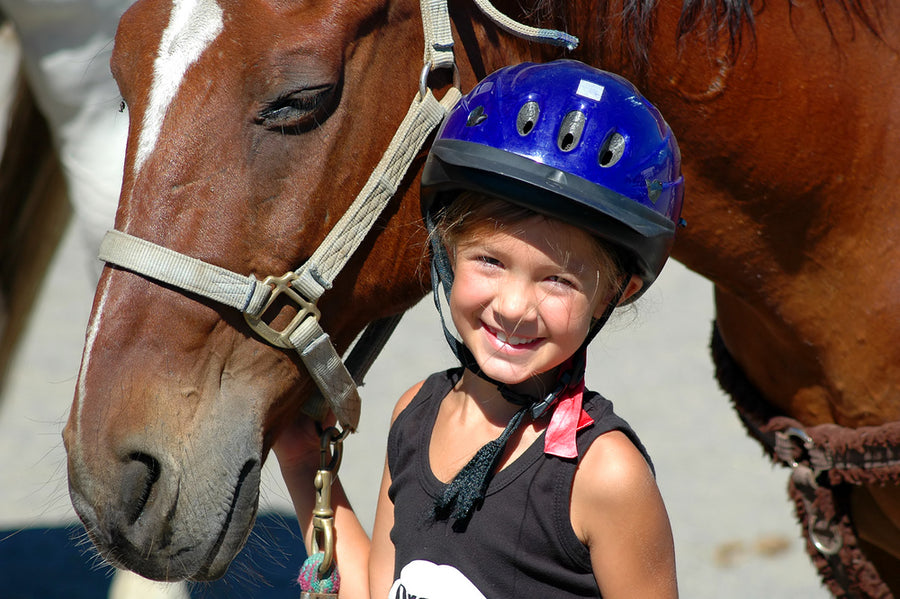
711, 323, 900, 599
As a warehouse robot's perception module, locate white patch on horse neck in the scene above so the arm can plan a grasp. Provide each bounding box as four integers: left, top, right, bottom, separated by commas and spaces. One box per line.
133, 0, 223, 177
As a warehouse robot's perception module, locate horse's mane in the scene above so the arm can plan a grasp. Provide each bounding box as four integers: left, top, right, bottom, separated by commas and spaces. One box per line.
524, 0, 886, 66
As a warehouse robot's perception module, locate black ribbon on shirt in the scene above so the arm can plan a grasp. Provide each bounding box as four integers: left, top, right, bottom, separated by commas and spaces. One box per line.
431, 406, 527, 531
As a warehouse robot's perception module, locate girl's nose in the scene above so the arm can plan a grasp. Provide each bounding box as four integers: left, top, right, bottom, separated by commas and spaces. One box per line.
493, 277, 537, 327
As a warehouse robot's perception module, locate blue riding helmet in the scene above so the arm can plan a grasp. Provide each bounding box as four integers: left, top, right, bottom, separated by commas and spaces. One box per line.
418, 62, 685, 525
421, 59, 684, 296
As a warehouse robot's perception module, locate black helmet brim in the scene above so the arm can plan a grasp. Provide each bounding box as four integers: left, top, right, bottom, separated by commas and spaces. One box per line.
422, 139, 676, 288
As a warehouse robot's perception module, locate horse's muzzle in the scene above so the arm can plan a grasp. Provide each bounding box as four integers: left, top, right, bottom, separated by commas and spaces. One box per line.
67, 448, 261, 581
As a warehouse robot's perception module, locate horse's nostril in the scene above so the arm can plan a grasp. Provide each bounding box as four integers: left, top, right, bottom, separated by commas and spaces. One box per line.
121, 452, 161, 525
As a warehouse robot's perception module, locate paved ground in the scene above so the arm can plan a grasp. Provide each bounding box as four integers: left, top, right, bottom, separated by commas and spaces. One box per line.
0, 213, 834, 597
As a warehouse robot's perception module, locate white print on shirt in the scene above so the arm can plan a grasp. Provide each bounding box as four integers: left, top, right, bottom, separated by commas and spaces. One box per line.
388, 560, 487, 599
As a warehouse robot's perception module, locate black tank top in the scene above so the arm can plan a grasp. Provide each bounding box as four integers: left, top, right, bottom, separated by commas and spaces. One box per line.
386, 368, 652, 599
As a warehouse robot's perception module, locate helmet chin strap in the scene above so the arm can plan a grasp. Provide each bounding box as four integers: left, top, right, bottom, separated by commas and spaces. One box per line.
427, 229, 629, 528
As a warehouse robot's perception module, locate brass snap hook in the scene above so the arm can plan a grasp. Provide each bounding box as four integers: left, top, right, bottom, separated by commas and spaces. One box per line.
310, 425, 349, 577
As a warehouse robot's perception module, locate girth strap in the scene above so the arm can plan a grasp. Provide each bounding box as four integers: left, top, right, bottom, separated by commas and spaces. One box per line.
710, 325, 900, 486
710, 323, 898, 598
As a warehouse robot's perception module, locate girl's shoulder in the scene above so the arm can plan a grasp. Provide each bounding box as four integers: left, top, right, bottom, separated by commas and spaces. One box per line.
391, 379, 426, 424
570, 429, 662, 538
390, 367, 463, 425
569, 430, 676, 596
578, 430, 654, 491
579, 389, 655, 474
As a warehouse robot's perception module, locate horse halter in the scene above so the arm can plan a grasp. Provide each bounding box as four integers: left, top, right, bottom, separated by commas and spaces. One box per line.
97, 0, 577, 432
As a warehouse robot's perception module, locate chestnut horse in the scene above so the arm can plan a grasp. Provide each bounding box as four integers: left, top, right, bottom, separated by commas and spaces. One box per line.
63, 0, 900, 596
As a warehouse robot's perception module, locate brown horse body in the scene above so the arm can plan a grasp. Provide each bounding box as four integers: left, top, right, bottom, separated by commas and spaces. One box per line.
631, 2, 900, 591
63, 0, 900, 593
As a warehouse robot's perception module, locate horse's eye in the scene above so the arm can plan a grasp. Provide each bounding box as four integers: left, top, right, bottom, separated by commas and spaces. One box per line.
257, 85, 336, 133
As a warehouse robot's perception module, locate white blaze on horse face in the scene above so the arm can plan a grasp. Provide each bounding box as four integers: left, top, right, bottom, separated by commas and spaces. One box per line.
75, 0, 223, 441
133, 0, 223, 177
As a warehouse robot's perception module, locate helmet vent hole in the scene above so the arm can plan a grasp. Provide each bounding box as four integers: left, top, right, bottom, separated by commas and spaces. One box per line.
516, 101, 540, 136
598, 132, 625, 167
557, 111, 585, 152
466, 106, 488, 127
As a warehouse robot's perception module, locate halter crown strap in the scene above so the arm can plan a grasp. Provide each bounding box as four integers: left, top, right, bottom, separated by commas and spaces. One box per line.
472, 0, 579, 50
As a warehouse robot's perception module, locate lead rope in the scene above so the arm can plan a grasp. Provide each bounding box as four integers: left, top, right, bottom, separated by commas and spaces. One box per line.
298, 426, 348, 598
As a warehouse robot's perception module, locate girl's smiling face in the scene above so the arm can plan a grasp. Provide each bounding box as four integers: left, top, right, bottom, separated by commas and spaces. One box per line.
448, 215, 621, 395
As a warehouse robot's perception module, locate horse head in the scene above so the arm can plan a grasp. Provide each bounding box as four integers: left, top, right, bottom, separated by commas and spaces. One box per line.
62, 0, 471, 580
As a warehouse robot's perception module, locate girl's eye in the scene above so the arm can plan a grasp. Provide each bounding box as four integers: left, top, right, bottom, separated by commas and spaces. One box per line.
475, 255, 502, 267
547, 275, 577, 289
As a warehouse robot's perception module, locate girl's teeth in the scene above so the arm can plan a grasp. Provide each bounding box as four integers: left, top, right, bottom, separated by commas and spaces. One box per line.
496, 330, 530, 346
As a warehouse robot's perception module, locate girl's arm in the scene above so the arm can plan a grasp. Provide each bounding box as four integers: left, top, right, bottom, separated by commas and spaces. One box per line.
274, 418, 373, 598
367, 452, 396, 597
273, 380, 425, 599
570, 430, 678, 598
369, 380, 424, 597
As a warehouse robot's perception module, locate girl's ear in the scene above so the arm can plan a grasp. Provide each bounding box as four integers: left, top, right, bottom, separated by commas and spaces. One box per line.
593, 275, 644, 318
618, 275, 644, 305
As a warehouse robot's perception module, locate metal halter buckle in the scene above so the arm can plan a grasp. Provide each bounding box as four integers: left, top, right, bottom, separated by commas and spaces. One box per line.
243, 272, 321, 349
419, 60, 460, 100
775, 427, 816, 470
776, 427, 844, 557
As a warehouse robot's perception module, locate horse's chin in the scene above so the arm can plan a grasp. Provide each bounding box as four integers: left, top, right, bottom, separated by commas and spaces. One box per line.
69, 458, 262, 582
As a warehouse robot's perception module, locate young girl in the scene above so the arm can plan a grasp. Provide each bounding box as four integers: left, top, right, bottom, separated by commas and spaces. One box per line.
276, 59, 684, 599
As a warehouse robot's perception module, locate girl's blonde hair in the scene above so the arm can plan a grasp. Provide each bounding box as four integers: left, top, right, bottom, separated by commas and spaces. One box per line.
433, 191, 632, 300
